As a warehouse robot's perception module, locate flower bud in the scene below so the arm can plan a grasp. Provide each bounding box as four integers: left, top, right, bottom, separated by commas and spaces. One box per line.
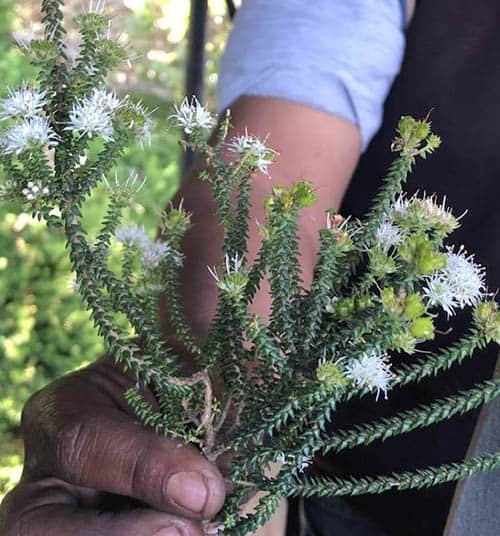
410, 316, 435, 340
404, 293, 426, 320
291, 180, 316, 208
316, 360, 346, 387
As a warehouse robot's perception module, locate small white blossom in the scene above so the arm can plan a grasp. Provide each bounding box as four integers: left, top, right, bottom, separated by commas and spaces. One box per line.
345, 352, 393, 400
375, 220, 403, 251
22, 180, 50, 202
0, 85, 47, 121
391, 194, 460, 231
208, 254, 248, 297
87, 0, 107, 14
1, 116, 59, 154
13, 29, 38, 50
275, 452, 312, 473
90, 89, 122, 112
66, 89, 118, 141
171, 97, 215, 134
424, 248, 485, 316
142, 240, 181, 269
391, 195, 410, 217
207, 253, 244, 283
103, 170, 146, 201
227, 132, 276, 174
297, 455, 313, 473
115, 225, 149, 248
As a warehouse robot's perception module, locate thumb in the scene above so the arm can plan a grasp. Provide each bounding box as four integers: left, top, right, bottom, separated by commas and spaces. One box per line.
38, 410, 226, 519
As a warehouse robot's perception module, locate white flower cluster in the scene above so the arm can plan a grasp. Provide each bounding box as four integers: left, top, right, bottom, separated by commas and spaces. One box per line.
128, 101, 154, 147
22, 180, 50, 202
66, 89, 121, 142
391, 194, 458, 230
0, 85, 59, 155
142, 241, 178, 269
1, 116, 59, 155
345, 351, 393, 400
227, 132, 276, 175
375, 220, 403, 252
115, 225, 183, 270
115, 224, 149, 248
0, 84, 47, 120
424, 248, 485, 316
171, 97, 215, 134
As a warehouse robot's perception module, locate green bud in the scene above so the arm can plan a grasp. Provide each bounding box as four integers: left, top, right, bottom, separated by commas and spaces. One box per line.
336, 298, 354, 320
410, 316, 435, 340
217, 272, 249, 300
25, 40, 59, 64
161, 205, 192, 235
473, 301, 500, 343
417, 250, 446, 275
357, 295, 373, 310
291, 180, 316, 208
369, 249, 396, 277
404, 293, 426, 320
316, 360, 347, 388
392, 331, 417, 354
75, 13, 109, 35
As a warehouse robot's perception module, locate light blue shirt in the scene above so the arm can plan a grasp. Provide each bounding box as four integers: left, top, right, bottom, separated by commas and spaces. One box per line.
217, 0, 407, 150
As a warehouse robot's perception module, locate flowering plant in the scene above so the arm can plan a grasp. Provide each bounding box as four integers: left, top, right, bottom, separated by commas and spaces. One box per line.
1, 2, 500, 534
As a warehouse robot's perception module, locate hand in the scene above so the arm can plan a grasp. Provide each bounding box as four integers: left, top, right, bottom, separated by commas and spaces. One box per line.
0, 357, 226, 536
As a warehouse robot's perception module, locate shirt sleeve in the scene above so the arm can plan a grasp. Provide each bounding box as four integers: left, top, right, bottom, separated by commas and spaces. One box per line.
217, 0, 407, 151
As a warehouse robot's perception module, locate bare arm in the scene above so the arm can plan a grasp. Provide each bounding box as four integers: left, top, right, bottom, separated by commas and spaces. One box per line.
175, 95, 361, 340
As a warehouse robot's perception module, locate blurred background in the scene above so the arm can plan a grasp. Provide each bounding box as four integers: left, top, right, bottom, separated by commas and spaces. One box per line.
0, 0, 235, 499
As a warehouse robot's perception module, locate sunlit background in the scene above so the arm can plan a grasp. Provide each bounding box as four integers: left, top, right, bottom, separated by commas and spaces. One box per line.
0, 0, 236, 499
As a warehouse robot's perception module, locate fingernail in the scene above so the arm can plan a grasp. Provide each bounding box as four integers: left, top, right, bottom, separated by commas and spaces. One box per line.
153, 528, 181, 536
166, 471, 209, 514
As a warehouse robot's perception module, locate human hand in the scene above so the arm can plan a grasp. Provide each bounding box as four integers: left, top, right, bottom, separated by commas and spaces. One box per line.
0, 357, 226, 536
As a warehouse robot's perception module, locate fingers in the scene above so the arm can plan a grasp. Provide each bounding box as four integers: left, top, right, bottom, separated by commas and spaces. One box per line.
53, 411, 225, 519
21, 362, 226, 520
0, 478, 204, 536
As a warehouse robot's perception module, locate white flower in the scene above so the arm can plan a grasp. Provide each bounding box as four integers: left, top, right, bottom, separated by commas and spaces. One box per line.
22, 180, 50, 202
1, 116, 59, 154
207, 254, 248, 297
297, 455, 313, 473
171, 97, 215, 134
142, 240, 181, 269
0, 85, 47, 121
227, 132, 276, 175
345, 352, 393, 400
424, 248, 485, 316
103, 170, 146, 201
375, 220, 403, 251
391, 194, 459, 231
391, 195, 410, 217
207, 253, 244, 283
66, 89, 118, 141
115, 225, 149, 248
87, 0, 107, 14
90, 89, 122, 112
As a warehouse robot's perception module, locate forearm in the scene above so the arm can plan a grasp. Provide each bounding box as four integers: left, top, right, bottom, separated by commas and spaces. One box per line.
168, 96, 361, 341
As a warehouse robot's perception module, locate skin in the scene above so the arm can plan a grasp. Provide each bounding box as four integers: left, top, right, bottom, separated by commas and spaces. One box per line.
0, 96, 360, 536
